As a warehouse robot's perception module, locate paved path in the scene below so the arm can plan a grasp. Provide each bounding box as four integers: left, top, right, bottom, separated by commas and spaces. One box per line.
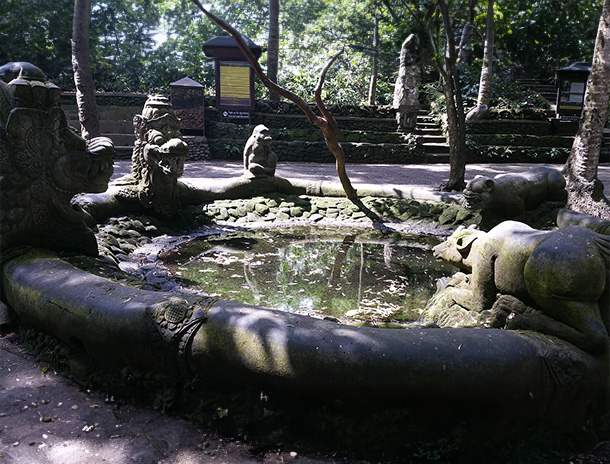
112, 160, 610, 193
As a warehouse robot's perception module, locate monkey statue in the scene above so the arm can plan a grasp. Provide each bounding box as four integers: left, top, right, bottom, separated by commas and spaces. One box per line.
243, 124, 277, 179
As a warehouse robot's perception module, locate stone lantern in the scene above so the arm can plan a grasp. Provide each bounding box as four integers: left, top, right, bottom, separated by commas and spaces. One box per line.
202, 35, 262, 122
169, 76, 205, 136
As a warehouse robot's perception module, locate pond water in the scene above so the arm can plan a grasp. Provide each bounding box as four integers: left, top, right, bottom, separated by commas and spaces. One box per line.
159, 227, 454, 323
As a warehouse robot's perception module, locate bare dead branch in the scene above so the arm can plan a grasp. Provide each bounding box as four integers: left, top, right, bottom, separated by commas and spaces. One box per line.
314, 49, 343, 132
191, 0, 358, 201
191, 0, 320, 126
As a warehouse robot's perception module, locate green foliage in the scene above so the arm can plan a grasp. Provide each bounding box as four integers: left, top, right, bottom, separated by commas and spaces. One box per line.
0, 0, 605, 104
458, 64, 551, 109
0, 0, 74, 86
494, 0, 603, 76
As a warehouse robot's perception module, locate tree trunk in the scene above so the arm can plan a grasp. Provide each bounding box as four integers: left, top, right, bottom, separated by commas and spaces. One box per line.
476, 0, 494, 107
562, 0, 610, 219
438, 0, 467, 191
267, 0, 280, 101
71, 0, 100, 140
368, 4, 379, 105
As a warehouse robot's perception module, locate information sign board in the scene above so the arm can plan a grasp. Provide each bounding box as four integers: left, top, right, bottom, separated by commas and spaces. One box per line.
219, 61, 252, 107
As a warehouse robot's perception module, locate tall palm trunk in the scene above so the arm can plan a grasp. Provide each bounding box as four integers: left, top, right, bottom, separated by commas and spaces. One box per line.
476, 0, 494, 107
72, 0, 100, 140
267, 0, 280, 101
368, 4, 380, 105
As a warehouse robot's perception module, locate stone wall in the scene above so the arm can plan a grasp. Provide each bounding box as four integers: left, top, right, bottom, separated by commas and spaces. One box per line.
462, 109, 575, 163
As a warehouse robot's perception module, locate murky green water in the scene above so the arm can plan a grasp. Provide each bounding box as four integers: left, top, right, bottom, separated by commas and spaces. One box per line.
159, 227, 453, 322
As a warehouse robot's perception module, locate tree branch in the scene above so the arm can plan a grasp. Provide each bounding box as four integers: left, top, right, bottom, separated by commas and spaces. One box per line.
191, 0, 357, 201
192, 0, 318, 125
314, 49, 343, 133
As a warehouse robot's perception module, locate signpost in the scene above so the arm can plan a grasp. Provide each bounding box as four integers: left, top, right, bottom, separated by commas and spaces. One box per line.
556, 62, 591, 121
202, 35, 262, 122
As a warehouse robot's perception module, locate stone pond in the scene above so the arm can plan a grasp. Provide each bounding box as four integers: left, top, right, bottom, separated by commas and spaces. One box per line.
1, 64, 608, 450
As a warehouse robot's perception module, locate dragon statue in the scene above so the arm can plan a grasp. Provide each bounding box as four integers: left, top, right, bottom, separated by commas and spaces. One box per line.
0, 62, 114, 257
112, 95, 188, 217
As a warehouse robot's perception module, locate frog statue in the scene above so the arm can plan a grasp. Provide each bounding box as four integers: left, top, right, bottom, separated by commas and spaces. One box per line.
0, 62, 114, 257
112, 95, 188, 216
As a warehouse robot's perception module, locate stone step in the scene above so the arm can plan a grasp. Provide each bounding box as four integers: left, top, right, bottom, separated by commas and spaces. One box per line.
207, 138, 427, 164
421, 135, 446, 144
425, 153, 450, 163
65, 117, 133, 131
416, 117, 439, 125
62, 104, 142, 121
99, 119, 135, 134
423, 143, 450, 154
113, 146, 134, 159
417, 121, 442, 130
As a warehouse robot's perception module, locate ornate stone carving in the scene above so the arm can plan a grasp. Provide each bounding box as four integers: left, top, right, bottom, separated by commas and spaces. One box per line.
0, 62, 114, 257
243, 124, 277, 179
147, 295, 217, 374
114, 95, 188, 216
428, 222, 610, 354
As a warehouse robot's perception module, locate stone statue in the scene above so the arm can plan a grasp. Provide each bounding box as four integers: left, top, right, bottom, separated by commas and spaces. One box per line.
465, 104, 490, 122
243, 124, 277, 179
113, 95, 188, 217
462, 166, 567, 221
393, 34, 420, 131
557, 208, 610, 235
0, 62, 114, 257
429, 222, 609, 354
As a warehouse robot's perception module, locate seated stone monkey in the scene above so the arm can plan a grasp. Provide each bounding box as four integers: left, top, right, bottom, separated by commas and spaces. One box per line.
243, 124, 277, 179
432, 222, 609, 354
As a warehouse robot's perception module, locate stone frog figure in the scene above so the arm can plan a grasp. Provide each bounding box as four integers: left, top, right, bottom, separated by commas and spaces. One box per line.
431, 222, 609, 354
113, 95, 188, 216
0, 62, 114, 257
462, 166, 567, 221
243, 124, 277, 179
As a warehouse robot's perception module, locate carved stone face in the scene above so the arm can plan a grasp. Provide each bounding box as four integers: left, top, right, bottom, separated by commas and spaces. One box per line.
123, 95, 188, 216
142, 116, 188, 178
462, 176, 494, 210
432, 227, 482, 272
252, 125, 272, 146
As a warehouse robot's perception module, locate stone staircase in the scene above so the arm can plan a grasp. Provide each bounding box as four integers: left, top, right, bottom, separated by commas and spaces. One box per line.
415, 113, 450, 163
204, 104, 429, 164
63, 104, 140, 159
61, 93, 146, 159
515, 76, 557, 104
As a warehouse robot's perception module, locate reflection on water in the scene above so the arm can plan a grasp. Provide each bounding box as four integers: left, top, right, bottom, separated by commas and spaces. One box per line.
159, 227, 453, 322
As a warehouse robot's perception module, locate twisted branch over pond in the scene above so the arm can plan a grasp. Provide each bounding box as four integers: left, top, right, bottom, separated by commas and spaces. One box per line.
191, 0, 357, 202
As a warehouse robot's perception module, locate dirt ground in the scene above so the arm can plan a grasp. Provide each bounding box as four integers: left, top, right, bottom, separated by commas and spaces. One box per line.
0, 329, 349, 464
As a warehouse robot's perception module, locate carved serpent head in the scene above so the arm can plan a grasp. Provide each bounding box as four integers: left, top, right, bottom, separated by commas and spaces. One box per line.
0, 62, 114, 257
122, 95, 188, 216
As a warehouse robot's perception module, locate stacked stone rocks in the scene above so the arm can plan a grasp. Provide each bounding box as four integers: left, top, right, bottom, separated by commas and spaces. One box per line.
198, 194, 476, 228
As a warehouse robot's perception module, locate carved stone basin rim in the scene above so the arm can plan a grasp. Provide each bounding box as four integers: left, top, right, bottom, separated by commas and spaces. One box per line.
1, 247, 604, 429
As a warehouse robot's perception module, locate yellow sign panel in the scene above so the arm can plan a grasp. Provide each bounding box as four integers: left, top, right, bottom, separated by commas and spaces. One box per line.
219, 62, 251, 106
